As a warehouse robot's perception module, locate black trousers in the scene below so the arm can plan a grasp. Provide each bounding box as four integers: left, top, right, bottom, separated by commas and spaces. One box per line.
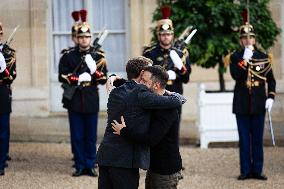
236, 114, 265, 175
98, 166, 139, 189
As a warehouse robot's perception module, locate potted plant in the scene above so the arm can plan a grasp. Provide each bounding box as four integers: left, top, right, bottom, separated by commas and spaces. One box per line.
152, 0, 280, 148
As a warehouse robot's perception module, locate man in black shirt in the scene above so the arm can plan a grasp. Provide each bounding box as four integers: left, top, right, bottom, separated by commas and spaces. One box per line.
112, 65, 183, 189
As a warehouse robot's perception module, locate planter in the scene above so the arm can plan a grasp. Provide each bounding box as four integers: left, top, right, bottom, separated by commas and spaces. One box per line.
198, 84, 239, 148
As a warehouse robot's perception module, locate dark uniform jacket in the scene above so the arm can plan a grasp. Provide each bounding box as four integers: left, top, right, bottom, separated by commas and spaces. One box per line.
230, 48, 276, 115
120, 94, 182, 175
97, 80, 182, 170
0, 44, 16, 114
143, 43, 191, 94
58, 46, 108, 113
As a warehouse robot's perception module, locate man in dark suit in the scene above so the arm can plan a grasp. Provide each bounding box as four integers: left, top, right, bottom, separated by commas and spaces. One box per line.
0, 22, 17, 176
229, 23, 276, 181
112, 65, 183, 189
97, 57, 184, 189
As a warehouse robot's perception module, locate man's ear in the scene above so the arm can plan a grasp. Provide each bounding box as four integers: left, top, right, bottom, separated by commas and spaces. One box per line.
154, 82, 160, 90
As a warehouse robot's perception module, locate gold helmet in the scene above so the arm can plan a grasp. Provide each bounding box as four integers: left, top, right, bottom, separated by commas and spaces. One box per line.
71, 11, 80, 37
77, 9, 91, 37
156, 6, 174, 35
239, 9, 255, 38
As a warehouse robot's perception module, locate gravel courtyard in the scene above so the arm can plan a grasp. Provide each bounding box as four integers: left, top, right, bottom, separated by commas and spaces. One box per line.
0, 143, 283, 189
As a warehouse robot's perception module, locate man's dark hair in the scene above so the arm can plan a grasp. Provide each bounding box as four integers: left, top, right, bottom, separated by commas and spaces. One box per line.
143, 65, 169, 89
126, 56, 153, 80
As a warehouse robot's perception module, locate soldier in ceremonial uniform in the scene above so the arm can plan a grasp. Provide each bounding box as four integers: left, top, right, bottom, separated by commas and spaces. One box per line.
0, 23, 17, 176
143, 6, 191, 96
143, 6, 191, 118
60, 10, 80, 163
58, 10, 108, 177
229, 23, 276, 180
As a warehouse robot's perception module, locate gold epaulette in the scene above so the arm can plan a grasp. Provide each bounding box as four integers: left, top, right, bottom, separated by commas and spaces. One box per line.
223, 52, 232, 68
96, 50, 105, 57
143, 45, 156, 54
60, 47, 74, 55
268, 53, 273, 64
96, 57, 107, 69
6, 56, 16, 67
181, 48, 189, 64
2, 45, 15, 55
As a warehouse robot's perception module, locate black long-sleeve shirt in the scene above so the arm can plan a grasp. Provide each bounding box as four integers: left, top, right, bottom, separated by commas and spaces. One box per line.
120, 94, 182, 175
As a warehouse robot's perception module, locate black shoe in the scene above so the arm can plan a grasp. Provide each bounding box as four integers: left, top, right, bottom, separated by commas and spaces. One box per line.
0, 170, 4, 176
72, 169, 85, 177
252, 173, 267, 180
7, 156, 11, 161
86, 168, 98, 177
237, 174, 251, 180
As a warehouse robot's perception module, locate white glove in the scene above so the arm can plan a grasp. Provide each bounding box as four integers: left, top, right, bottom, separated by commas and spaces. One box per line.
0, 52, 6, 73
78, 72, 91, 85
85, 54, 97, 74
265, 98, 274, 112
170, 50, 183, 70
106, 75, 122, 94
243, 47, 253, 61
167, 70, 176, 80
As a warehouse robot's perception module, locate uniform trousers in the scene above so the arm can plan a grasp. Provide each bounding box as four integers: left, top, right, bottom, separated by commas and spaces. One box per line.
236, 114, 265, 175
68, 110, 98, 170
0, 113, 10, 170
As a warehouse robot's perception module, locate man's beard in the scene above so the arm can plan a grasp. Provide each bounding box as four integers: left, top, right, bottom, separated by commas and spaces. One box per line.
160, 40, 171, 47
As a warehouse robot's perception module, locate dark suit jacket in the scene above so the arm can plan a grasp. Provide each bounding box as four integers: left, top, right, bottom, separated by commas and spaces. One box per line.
97, 80, 182, 169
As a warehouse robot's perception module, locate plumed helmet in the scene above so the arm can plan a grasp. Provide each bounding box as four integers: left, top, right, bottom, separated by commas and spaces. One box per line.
156, 6, 174, 35
77, 9, 92, 37
239, 9, 255, 38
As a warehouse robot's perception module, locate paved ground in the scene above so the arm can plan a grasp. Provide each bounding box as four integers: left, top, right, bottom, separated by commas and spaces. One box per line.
0, 143, 283, 189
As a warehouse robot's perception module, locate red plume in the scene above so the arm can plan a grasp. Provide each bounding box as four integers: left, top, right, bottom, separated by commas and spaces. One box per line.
241, 9, 248, 24
71, 11, 80, 22
80, 9, 87, 22
161, 6, 171, 19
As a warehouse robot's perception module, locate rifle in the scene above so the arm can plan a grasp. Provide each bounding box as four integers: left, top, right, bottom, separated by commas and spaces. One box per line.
1, 25, 20, 80
174, 26, 197, 52
92, 28, 109, 52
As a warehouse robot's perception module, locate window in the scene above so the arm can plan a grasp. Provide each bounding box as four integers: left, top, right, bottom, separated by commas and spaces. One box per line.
50, 0, 128, 111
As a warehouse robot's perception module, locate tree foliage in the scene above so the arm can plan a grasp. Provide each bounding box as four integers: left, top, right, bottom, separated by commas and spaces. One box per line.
152, 0, 281, 71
